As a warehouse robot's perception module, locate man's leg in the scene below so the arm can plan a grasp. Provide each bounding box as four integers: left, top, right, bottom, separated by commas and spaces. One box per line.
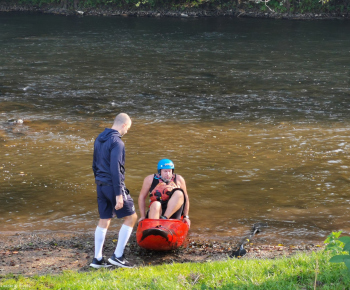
91, 184, 113, 268
148, 201, 162, 219
114, 213, 137, 258
90, 218, 111, 268
108, 193, 137, 268
94, 219, 111, 260
163, 190, 184, 219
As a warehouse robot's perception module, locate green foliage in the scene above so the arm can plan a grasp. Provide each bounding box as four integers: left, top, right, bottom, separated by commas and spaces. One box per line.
325, 231, 350, 273
263, 0, 287, 13
298, 0, 322, 12
324, 230, 344, 254
18, 0, 60, 6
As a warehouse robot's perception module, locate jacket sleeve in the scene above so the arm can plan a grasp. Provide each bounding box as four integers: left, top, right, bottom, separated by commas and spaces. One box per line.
110, 141, 125, 197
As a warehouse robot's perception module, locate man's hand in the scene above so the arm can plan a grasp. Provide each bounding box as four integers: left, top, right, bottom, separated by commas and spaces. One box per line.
184, 217, 191, 228
138, 217, 145, 223
115, 195, 124, 210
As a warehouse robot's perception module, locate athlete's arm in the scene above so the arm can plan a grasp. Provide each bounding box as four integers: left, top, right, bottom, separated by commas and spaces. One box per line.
138, 175, 153, 222
110, 141, 125, 210
110, 142, 124, 197
177, 175, 190, 228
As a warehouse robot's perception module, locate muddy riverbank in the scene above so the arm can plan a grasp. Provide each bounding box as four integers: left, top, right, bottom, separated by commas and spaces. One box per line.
0, 232, 323, 277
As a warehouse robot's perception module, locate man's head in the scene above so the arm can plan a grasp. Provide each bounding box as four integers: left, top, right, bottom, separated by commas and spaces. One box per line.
112, 113, 132, 136
157, 159, 175, 182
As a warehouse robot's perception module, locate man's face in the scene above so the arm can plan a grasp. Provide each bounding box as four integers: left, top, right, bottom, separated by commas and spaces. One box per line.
160, 169, 173, 182
121, 120, 132, 136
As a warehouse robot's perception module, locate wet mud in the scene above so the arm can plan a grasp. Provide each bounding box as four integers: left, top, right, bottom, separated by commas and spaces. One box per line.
0, 232, 322, 277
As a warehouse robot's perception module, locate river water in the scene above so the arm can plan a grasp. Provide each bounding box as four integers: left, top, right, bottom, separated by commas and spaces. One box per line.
1, 13, 350, 244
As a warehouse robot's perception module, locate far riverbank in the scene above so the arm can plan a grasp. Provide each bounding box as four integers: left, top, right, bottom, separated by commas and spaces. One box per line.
0, 2, 349, 20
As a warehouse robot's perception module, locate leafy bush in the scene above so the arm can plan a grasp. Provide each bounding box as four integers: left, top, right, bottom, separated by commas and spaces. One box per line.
325, 231, 350, 273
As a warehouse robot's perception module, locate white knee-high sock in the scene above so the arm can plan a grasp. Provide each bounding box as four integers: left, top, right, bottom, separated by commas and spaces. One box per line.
95, 226, 107, 261
114, 224, 133, 258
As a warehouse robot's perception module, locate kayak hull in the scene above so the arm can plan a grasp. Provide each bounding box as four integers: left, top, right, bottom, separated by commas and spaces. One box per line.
136, 219, 189, 251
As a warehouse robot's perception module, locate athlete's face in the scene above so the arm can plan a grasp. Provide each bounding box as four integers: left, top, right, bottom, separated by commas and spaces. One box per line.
160, 169, 173, 182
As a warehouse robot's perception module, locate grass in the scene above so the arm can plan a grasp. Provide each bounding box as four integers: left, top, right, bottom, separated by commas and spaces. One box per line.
1, 251, 349, 289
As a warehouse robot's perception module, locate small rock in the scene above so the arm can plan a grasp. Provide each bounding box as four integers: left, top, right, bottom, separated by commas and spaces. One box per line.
7, 119, 23, 124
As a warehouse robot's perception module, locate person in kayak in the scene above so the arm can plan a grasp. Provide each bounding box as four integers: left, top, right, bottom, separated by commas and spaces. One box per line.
138, 159, 190, 228
90, 113, 137, 269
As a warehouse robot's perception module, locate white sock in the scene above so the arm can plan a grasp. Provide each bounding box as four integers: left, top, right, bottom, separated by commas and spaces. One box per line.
94, 226, 107, 261
114, 224, 133, 258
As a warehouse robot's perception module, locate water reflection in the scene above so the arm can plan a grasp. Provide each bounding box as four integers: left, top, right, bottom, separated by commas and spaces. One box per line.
1, 14, 350, 243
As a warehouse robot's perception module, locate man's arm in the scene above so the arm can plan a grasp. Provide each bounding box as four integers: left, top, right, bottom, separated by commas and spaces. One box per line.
110, 142, 125, 210
177, 175, 190, 227
110, 142, 124, 197
138, 175, 153, 222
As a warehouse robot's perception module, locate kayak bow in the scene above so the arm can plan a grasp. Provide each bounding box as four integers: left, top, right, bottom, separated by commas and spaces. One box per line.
136, 218, 189, 251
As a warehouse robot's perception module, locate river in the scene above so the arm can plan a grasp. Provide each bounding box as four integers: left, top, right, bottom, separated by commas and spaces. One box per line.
1, 13, 350, 244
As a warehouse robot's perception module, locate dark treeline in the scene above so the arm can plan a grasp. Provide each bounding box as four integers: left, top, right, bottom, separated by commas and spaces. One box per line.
1, 0, 350, 15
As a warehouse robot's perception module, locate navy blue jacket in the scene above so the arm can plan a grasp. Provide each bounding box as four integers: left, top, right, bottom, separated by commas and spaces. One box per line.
92, 128, 125, 197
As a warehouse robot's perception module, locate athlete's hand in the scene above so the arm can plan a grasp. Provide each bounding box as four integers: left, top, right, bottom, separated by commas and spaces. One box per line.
138, 217, 145, 223
184, 218, 191, 228
115, 195, 124, 210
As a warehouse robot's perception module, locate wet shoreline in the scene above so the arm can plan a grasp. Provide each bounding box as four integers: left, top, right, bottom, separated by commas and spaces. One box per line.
0, 231, 323, 276
0, 4, 349, 20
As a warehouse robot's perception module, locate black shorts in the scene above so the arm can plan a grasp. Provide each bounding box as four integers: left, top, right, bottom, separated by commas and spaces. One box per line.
97, 185, 135, 219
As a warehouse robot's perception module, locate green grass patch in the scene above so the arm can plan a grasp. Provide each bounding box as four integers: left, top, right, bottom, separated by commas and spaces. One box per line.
1, 251, 349, 289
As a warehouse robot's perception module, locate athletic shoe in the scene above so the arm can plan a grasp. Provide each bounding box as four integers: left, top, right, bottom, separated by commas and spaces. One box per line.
160, 215, 168, 219
108, 254, 134, 268
90, 257, 112, 269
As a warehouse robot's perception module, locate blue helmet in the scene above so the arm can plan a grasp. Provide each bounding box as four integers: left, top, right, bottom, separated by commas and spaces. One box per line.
157, 159, 175, 173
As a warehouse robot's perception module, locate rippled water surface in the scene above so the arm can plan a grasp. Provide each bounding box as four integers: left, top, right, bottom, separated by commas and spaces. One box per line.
1, 13, 350, 244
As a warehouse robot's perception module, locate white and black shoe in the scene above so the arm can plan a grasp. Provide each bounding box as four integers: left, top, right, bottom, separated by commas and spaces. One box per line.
90, 257, 112, 269
108, 254, 134, 268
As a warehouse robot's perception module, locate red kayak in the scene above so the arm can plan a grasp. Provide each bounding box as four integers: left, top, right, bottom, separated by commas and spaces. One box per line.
136, 218, 189, 251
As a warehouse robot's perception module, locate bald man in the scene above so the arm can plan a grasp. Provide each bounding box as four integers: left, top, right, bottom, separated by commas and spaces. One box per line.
90, 113, 137, 269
